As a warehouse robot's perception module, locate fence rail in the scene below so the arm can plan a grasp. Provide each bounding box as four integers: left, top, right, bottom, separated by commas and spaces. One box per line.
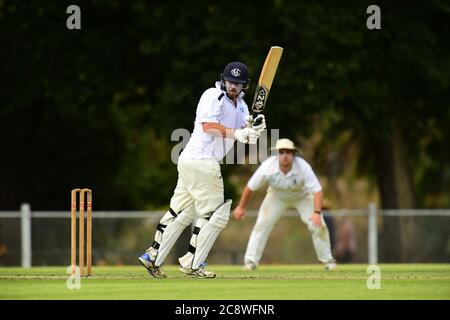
1, 203, 449, 267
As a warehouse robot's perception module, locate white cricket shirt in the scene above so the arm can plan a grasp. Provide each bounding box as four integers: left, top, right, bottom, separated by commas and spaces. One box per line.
247, 156, 322, 202
179, 81, 249, 161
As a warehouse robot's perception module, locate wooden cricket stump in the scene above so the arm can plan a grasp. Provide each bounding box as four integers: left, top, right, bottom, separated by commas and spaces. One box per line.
71, 188, 93, 277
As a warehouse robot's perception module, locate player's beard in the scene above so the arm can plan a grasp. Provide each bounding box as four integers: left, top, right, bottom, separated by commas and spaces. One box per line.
227, 88, 240, 99
225, 82, 242, 100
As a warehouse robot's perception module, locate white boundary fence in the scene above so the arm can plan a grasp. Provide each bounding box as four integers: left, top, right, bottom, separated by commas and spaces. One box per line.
1, 203, 449, 267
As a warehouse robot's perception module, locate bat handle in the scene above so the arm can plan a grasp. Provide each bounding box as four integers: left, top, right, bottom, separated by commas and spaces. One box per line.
252, 114, 263, 127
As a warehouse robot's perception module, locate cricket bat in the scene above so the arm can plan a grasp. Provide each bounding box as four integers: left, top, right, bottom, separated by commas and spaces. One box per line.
251, 46, 283, 116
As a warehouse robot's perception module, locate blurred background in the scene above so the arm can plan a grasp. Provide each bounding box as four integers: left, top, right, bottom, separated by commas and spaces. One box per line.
0, 1, 449, 267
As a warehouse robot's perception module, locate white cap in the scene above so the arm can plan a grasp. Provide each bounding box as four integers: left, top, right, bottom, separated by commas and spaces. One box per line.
271, 138, 302, 154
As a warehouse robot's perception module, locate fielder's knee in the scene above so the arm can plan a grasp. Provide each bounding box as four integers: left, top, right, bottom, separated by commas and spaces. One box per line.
308, 223, 327, 235
253, 220, 271, 233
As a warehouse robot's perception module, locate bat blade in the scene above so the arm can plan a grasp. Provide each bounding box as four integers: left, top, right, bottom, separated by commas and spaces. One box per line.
251, 46, 283, 114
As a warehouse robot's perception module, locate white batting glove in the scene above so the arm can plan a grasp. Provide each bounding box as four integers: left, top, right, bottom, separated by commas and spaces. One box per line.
244, 115, 254, 128
234, 128, 258, 144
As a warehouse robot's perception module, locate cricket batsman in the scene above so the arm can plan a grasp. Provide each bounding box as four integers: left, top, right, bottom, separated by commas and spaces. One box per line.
233, 138, 337, 270
138, 61, 266, 278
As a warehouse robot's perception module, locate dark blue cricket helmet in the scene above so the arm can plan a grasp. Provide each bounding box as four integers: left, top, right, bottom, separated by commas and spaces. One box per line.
221, 61, 250, 88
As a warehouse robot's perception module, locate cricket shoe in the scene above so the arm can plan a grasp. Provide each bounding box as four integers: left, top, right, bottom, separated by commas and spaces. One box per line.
179, 263, 216, 278
138, 252, 166, 278
324, 259, 337, 270
243, 261, 257, 271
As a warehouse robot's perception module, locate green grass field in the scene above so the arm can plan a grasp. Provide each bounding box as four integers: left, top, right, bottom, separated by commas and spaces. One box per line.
0, 264, 449, 300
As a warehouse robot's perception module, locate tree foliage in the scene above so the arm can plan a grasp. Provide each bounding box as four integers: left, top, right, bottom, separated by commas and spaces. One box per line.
0, 0, 448, 215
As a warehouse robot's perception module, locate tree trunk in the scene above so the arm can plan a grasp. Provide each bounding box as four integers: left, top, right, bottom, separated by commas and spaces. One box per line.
372, 130, 401, 262
391, 124, 421, 261
372, 121, 418, 262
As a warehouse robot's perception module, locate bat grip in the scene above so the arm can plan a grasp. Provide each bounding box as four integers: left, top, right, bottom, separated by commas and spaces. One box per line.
252, 114, 263, 127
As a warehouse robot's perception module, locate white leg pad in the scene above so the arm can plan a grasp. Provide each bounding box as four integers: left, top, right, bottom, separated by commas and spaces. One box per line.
152, 204, 196, 266
179, 200, 231, 270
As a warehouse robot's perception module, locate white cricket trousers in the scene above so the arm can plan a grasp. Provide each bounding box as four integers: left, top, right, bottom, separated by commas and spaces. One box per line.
244, 192, 334, 265
149, 158, 225, 267
171, 158, 224, 218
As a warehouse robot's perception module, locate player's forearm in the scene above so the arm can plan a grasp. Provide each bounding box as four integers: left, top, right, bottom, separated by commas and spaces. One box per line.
202, 122, 235, 138
313, 191, 323, 213
238, 186, 253, 209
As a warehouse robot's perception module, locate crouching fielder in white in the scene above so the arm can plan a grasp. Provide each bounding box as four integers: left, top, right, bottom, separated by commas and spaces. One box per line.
138, 61, 265, 278
233, 139, 336, 271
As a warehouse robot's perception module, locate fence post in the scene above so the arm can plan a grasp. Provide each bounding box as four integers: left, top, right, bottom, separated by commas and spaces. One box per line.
368, 202, 378, 264
21, 203, 32, 268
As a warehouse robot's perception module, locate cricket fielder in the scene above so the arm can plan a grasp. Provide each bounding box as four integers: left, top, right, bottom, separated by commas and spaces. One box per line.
233, 138, 337, 270
138, 62, 266, 278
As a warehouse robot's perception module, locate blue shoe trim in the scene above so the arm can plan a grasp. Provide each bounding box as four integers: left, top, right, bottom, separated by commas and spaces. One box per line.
140, 252, 150, 262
